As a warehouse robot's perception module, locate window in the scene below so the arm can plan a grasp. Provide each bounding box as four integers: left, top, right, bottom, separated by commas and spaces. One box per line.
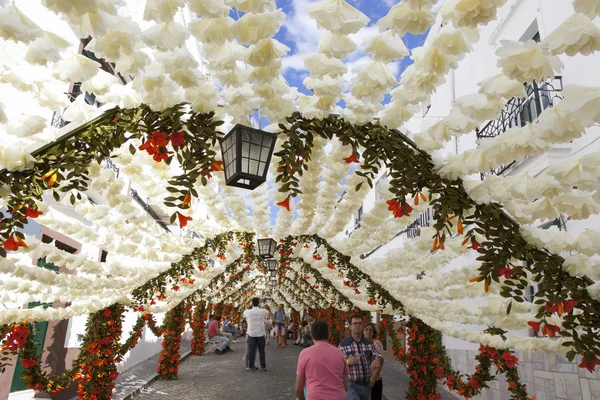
100, 250, 108, 263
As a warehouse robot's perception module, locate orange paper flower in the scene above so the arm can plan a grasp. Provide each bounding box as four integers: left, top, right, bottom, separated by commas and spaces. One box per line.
276, 196, 291, 211
344, 152, 360, 163
177, 212, 192, 228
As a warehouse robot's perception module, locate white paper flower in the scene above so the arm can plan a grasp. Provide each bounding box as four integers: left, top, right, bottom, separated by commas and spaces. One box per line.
363, 31, 409, 63
350, 61, 397, 98
5, 114, 46, 138
0, 3, 43, 44
440, 0, 507, 28
233, 9, 285, 45
307, 0, 369, 35
542, 13, 600, 56
535, 105, 585, 143
379, 102, 417, 129
547, 158, 584, 186
304, 53, 347, 78
0, 145, 36, 171
225, 0, 276, 13
41, 0, 96, 18
524, 197, 560, 221
496, 40, 563, 82
185, 82, 219, 114
245, 39, 290, 67
216, 67, 248, 87
455, 92, 505, 121
400, 65, 445, 95
115, 50, 150, 76
25, 32, 70, 65
477, 74, 526, 99
304, 75, 344, 98
378, 2, 434, 35
188, 0, 229, 17
62, 95, 99, 124
170, 69, 205, 88
143, 0, 184, 22
189, 16, 234, 44
560, 85, 600, 127
318, 31, 358, 59
69, 10, 116, 38
35, 83, 70, 110
553, 190, 600, 219
142, 21, 189, 51
86, 19, 141, 62
432, 25, 479, 57
573, 0, 600, 19
0, 103, 6, 125
248, 60, 281, 84
204, 42, 247, 70
53, 53, 100, 83
390, 86, 430, 105
81, 70, 119, 96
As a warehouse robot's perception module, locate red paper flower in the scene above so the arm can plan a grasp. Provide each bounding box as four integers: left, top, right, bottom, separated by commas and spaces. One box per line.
210, 160, 224, 171
151, 131, 169, 147
344, 152, 360, 163
2, 235, 28, 251
170, 131, 185, 147
23, 207, 43, 219
579, 356, 600, 373
177, 212, 192, 228
21, 358, 38, 368
527, 321, 541, 332
276, 196, 291, 211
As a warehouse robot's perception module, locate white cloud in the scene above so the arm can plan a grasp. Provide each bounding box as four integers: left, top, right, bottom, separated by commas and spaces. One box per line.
281, 0, 322, 72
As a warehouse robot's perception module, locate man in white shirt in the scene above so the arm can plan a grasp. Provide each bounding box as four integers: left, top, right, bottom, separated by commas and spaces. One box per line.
243, 297, 269, 372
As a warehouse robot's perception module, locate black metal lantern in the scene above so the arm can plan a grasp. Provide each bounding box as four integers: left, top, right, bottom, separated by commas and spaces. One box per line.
266, 259, 277, 271
219, 124, 277, 190
270, 278, 277, 286
269, 270, 277, 279
257, 238, 277, 259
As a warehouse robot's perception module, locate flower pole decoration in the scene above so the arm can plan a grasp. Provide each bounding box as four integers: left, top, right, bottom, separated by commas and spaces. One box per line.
290, 310, 300, 340
190, 300, 208, 356
1, 322, 30, 372
76, 304, 124, 400
157, 301, 188, 380
274, 113, 600, 368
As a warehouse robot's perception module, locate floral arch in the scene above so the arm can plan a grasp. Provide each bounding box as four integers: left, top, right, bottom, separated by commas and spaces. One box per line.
1, 0, 600, 399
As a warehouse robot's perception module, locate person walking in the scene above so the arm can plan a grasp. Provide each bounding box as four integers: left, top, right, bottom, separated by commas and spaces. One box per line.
295, 321, 348, 400
273, 304, 287, 348
264, 305, 273, 345
207, 315, 230, 355
339, 315, 384, 400
363, 322, 384, 400
243, 297, 269, 371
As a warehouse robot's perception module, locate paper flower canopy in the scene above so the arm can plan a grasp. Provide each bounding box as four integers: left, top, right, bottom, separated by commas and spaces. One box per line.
363, 31, 409, 63
0, 3, 43, 44
455, 92, 505, 121
477, 74, 526, 99
87, 19, 141, 62
496, 39, 564, 83
431, 25, 479, 57
115, 50, 150, 76
541, 13, 600, 56
306, 0, 369, 35
304, 75, 344, 98
318, 31, 358, 59
232, 9, 285, 45
189, 16, 234, 45
41, 0, 98, 17
378, 2, 434, 36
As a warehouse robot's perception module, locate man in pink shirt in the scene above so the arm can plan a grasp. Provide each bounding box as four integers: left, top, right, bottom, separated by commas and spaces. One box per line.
295, 321, 348, 400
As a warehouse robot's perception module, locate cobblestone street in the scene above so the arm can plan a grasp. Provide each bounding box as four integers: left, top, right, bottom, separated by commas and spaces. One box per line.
133, 339, 457, 400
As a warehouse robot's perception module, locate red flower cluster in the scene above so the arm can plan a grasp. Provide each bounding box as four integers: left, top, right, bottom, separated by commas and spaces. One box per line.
386, 199, 413, 218
138, 130, 185, 162
157, 302, 189, 379
1, 323, 29, 352
2, 234, 28, 251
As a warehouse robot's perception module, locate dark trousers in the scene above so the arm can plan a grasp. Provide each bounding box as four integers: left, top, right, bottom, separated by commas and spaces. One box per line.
247, 335, 266, 368
371, 378, 383, 400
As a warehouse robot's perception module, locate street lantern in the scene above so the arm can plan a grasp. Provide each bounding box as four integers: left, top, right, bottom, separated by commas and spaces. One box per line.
219, 124, 277, 190
266, 259, 277, 271
257, 238, 277, 259
269, 270, 277, 279
270, 278, 277, 286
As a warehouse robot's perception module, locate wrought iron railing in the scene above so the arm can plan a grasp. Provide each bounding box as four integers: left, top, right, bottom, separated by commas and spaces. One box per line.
102, 157, 120, 178
476, 76, 563, 177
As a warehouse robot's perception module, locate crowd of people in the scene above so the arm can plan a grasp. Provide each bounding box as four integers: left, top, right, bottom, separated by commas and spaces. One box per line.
206, 298, 385, 400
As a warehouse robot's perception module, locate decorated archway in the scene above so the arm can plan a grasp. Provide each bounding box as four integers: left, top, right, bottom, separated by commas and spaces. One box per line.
2, 0, 600, 399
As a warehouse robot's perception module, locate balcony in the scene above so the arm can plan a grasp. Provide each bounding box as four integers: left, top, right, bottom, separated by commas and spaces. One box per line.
476, 76, 563, 177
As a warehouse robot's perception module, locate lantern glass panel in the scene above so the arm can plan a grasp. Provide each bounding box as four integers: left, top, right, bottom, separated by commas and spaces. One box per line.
257, 238, 276, 259
219, 124, 277, 190
269, 271, 276, 278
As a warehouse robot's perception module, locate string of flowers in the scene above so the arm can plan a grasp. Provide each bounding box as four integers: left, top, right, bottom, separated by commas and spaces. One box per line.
157, 301, 189, 380
190, 301, 207, 356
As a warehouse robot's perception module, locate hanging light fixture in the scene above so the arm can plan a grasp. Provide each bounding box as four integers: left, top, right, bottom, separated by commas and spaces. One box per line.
270, 278, 277, 286
219, 124, 277, 190
269, 270, 277, 279
257, 238, 277, 259
266, 259, 277, 271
